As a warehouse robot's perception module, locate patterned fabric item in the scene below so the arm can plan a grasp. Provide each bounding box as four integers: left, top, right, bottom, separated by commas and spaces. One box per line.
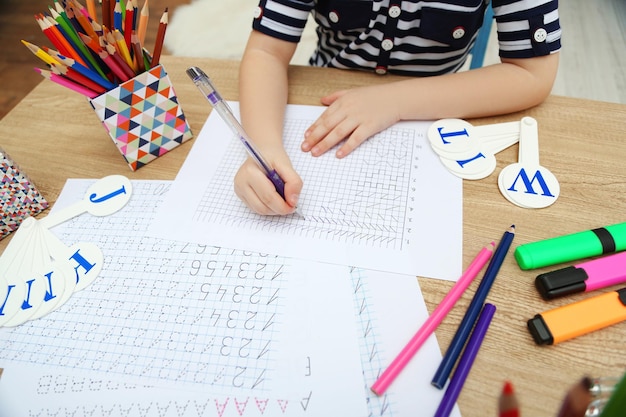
89, 65, 193, 171
0, 149, 48, 240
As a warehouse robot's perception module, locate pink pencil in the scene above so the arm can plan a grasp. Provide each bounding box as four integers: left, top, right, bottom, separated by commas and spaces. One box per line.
34, 67, 100, 98
371, 241, 495, 396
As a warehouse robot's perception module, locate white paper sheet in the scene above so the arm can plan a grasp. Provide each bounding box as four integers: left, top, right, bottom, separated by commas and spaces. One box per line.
0, 180, 461, 417
147, 103, 463, 281
0, 180, 367, 417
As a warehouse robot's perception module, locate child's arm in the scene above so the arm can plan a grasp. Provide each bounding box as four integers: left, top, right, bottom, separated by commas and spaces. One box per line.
302, 53, 560, 158
236, 30, 302, 215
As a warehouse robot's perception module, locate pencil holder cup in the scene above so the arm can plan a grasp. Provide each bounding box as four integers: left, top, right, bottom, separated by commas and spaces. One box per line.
89, 64, 193, 171
0, 148, 49, 240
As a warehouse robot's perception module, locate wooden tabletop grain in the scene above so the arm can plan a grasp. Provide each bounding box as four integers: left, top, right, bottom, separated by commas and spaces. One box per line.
1, 55, 625, 417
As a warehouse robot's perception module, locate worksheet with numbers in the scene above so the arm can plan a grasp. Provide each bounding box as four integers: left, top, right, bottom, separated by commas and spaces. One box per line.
147, 103, 463, 281
0, 180, 459, 417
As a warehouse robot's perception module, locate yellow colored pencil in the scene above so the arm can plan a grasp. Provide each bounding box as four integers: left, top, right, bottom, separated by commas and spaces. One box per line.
22, 40, 61, 67
113, 29, 136, 71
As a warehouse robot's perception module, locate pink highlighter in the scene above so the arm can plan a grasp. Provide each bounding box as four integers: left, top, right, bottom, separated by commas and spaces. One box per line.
535, 251, 626, 300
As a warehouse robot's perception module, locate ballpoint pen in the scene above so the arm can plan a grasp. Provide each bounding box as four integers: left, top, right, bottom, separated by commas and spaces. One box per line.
186, 66, 303, 217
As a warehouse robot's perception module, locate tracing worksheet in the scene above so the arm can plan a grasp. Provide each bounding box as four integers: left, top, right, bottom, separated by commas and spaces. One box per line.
148, 103, 462, 281
0, 180, 460, 417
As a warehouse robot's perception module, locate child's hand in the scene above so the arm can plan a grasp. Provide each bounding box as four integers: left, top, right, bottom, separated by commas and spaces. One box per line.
234, 155, 302, 216
302, 85, 401, 158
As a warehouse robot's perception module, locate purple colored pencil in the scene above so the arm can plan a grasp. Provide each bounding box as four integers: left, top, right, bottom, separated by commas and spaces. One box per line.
434, 303, 496, 417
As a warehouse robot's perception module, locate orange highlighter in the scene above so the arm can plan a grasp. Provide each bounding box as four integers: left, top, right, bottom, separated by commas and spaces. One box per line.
527, 288, 626, 345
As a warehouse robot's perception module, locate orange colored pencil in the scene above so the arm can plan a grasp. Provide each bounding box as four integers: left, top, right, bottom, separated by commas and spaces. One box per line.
78, 32, 103, 54
86, 0, 97, 20
150, 7, 168, 68
66, 0, 98, 40
137, 0, 149, 44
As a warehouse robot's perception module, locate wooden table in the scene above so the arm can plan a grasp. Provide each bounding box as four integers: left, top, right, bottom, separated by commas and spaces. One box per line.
1, 56, 626, 417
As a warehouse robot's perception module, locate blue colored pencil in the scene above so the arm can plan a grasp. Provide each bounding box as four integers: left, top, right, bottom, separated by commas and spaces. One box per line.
431, 225, 515, 389
52, 53, 117, 91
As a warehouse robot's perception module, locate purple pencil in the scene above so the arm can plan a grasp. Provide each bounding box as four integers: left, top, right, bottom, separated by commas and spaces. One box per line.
434, 303, 496, 417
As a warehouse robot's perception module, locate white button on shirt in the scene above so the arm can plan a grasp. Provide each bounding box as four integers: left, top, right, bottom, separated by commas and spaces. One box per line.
452, 26, 466, 39
389, 5, 401, 18
533, 28, 548, 42
381, 39, 394, 51
329, 11, 339, 23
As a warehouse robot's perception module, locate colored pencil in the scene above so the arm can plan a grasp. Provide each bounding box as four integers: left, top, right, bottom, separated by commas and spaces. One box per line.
36, 14, 75, 63
113, 29, 135, 70
78, 32, 103, 54
499, 381, 520, 417
124, 0, 135, 50
22, 40, 61, 67
432, 225, 515, 389
98, 49, 130, 82
102, 0, 111, 28
34, 67, 100, 98
105, 44, 135, 79
113, 0, 123, 32
556, 377, 594, 417
131, 31, 146, 73
150, 7, 167, 68
434, 303, 496, 417
137, 0, 149, 44
50, 64, 107, 94
47, 11, 101, 74
28, 0, 167, 95
46, 51, 116, 90
68, 0, 99, 40
370, 242, 495, 396
86, 0, 97, 20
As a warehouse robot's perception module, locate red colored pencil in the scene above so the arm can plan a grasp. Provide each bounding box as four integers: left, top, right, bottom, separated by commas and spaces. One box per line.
101, 0, 111, 29
124, 0, 135, 51
499, 381, 520, 417
98, 49, 130, 82
131, 31, 145, 73
150, 7, 168, 68
50, 64, 107, 94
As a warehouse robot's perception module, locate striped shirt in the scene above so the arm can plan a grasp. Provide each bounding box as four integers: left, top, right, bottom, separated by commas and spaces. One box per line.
252, 0, 561, 76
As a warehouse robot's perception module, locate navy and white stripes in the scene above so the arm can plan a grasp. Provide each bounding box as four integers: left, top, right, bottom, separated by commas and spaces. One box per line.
252, 0, 561, 76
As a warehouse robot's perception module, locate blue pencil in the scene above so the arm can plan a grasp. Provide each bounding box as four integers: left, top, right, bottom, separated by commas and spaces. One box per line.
46, 52, 116, 91
431, 225, 515, 389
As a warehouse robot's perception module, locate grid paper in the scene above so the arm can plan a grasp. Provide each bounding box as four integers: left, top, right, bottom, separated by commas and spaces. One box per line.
149, 103, 463, 280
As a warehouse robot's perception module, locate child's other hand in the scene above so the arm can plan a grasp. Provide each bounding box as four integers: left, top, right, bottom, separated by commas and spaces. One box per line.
302, 85, 401, 158
234, 155, 302, 216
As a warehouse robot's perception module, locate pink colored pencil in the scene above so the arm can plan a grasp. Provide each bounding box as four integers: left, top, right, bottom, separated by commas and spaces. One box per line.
34, 67, 100, 98
370, 241, 495, 396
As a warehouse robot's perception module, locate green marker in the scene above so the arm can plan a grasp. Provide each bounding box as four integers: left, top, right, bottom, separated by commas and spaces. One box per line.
514, 222, 626, 270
